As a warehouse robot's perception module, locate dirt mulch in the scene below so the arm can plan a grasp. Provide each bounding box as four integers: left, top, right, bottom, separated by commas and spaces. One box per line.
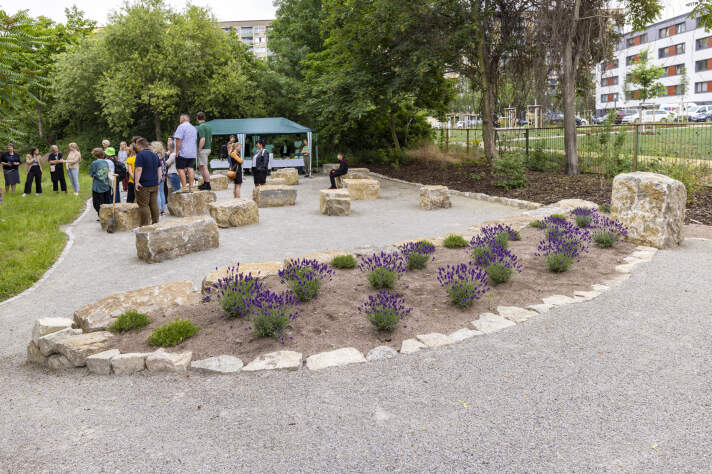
369, 161, 712, 226
109, 226, 636, 361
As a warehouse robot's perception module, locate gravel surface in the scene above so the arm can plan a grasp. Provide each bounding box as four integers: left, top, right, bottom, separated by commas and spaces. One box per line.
1, 176, 710, 472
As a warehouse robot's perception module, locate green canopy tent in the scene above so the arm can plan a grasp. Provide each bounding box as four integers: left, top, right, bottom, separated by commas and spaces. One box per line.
204, 117, 317, 176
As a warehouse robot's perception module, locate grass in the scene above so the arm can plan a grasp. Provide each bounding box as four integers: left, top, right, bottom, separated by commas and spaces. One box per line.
109, 310, 151, 333
0, 165, 93, 301
331, 254, 357, 269
147, 319, 200, 347
443, 234, 468, 248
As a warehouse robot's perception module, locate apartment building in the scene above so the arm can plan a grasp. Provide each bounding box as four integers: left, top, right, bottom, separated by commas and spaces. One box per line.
218, 20, 272, 58
595, 13, 712, 114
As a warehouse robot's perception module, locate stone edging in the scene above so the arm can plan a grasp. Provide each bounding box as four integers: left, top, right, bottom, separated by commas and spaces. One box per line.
1, 198, 91, 308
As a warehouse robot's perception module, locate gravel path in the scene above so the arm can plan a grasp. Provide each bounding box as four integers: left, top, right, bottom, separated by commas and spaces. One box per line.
1, 176, 710, 472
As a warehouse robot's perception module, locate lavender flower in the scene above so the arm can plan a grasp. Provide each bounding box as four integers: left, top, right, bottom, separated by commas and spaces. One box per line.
360, 251, 408, 289
358, 291, 412, 332
591, 212, 628, 248
399, 240, 436, 271
437, 263, 489, 307
250, 289, 299, 340
536, 219, 591, 271
203, 264, 265, 318
279, 258, 334, 301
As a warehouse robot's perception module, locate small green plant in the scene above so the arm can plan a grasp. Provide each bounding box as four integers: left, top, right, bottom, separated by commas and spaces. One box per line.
359, 291, 412, 332
331, 254, 357, 269
147, 319, 199, 347
491, 152, 528, 190
447, 282, 479, 308
252, 307, 291, 338
575, 214, 592, 228
443, 234, 468, 248
368, 267, 397, 289
470, 172, 481, 182
598, 202, 611, 213
593, 230, 617, 248
279, 259, 334, 302
486, 262, 513, 285
494, 232, 510, 249
472, 245, 490, 262
550, 213, 566, 219
546, 253, 573, 273
220, 278, 261, 318
526, 144, 548, 172
407, 253, 429, 270
529, 220, 546, 229
109, 310, 150, 333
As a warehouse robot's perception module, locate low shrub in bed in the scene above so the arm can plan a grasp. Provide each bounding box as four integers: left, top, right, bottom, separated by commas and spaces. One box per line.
536, 220, 591, 273
443, 234, 468, 248
279, 259, 334, 302
360, 251, 407, 289
359, 291, 412, 332
203, 264, 264, 319
437, 263, 489, 308
250, 290, 298, 341
529, 220, 546, 229
331, 254, 357, 269
147, 319, 200, 347
399, 240, 436, 271
109, 310, 150, 333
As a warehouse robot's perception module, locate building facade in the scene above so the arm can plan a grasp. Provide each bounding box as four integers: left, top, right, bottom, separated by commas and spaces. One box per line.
218, 20, 272, 59
595, 13, 712, 114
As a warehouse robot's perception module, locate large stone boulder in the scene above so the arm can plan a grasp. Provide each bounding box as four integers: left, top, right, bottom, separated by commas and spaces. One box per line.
265, 177, 287, 186
320, 189, 351, 216
32, 317, 74, 344
167, 190, 217, 217
55, 331, 114, 367
197, 174, 228, 191
201, 262, 283, 294
335, 168, 370, 188
208, 199, 259, 228
136, 216, 219, 263
99, 203, 141, 232
272, 167, 299, 185
252, 185, 297, 207
611, 172, 686, 248
419, 185, 451, 210
74, 281, 200, 332
343, 178, 380, 200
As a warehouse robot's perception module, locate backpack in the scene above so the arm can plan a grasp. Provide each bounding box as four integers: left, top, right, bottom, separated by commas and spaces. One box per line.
113, 160, 128, 181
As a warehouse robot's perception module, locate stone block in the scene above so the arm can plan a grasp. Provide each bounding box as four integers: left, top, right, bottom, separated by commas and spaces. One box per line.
343, 178, 380, 200
265, 177, 287, 186
201, 262, 283, 294
324, 197, 350, 216
111, 353, 148, 375
167, 190, 217, 217
449, 328, 482, 342
541, 294, 577, 307
99, 203, 141, 232
496, 306, 537, 323
611, 172, 686, 248
345, 168, 370, 180
320, 189, 350, 214
146, 349, 192, 373
471, 313, 516, 334
74, 281, 200, 332
305, 347, 366, 370
419, 185, 452, 210
136, 216, 219, 263
552, 199, 599, 210
27, 341, 48, 366
191, 355, 244, 373
208, 199, 259, 228
32, 317, 74, 344
416, 333, 455, 348
272, 167, 299, 185
242, 351, 302, 371
55, 331, 114, 367
86, 349, 120, 375
38, 327, 83, 356
400, 338, 426, 354
47, 354, 74, 370
366, 346, 398, 361
252, 185, 297, 207
197, 174, 228, 191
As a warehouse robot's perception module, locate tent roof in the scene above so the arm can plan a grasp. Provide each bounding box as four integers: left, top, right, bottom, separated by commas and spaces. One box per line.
204, 117, 313, 135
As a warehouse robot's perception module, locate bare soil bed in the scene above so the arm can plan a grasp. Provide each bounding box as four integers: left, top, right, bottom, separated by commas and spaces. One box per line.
109, 226, 636, 361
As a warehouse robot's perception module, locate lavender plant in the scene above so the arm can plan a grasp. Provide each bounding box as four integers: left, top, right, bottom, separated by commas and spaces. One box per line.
250, 290, 299, 340
358, 291, 413, 332
469, 227, 522, 284
535, 220, 592, 272
592, 213, 628, 248
359, 251, 407, 289
203, 264, 264, 318
570, 207, 594, 228
279, 258, 334, 302
437, 263, 489, 308
399, 240, 436, 271
529, 220, 546, 229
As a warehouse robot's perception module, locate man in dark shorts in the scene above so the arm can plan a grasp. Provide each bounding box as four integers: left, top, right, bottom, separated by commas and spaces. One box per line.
173, 113, 198, 193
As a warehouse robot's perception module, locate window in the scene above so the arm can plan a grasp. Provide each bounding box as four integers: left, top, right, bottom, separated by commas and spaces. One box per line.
658, 43, 685, 58
626, 33, 647, 47
695, 58, 712, 72
696, 36, 712, 50
659, 22, 686, 38
626, 54, 640, 65
603, 59, 619, 70
240, 27, 253, 38
600, 93, 619, 103
254, 26, 265, 33
601, 76, 618, 86
666, 85, 681, 96
625, 90, 641, 100
695, 81, 712, 93
662, 64, 685, 76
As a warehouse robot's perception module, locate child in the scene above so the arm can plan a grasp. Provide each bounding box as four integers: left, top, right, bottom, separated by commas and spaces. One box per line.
89, 148, 113, 220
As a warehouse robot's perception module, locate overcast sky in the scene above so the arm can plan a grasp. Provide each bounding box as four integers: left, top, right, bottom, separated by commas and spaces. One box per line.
0, 0, 689, 26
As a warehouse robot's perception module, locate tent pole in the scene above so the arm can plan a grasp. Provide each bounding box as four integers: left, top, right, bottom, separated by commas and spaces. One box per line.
315, 133, 319, 173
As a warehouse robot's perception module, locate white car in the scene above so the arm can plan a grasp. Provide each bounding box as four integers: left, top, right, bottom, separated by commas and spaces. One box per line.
455, 121, 465, 129
621, 111, 639, 123
646, 110, 675, 123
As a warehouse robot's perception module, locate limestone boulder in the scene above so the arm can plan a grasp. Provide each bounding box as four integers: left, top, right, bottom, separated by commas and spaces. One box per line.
611, 172, 686, 248
55, 331, 114, 367
272, 167, 299, 185
27, 342, 48, 367
197, 174, 228, 191
191, 355, 244, 374
252, 185, 297, 207
343, 178, 380, 200
419, 185, 451, 210
32, 317, 74, 344
86, 349, 120, 375
48, 354, 74, 370
146, 349, 192, 373
305, 347, 366, 371
335, 168, 370, 188
324, 197, 350, 216
284, 250, 349, 266
208, 199, 259, 228
111, 353, 148, 375
265, 177, 287, 186
37, 327, 83, 356
201, 262, 282, 294
167, 190, 217, 217
136, 216, 219, 263
242, 351, 302, 371
74, 281, 200, 332
320, 189, 350, 214
99, 203, 141, 232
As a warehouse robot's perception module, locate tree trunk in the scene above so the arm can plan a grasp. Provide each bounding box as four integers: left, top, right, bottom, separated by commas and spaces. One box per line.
154, 114, 162, 141
37, 104, 45, 144
389, 107, 401, 154
561, 0, 581, 175
479, 42, 498, 163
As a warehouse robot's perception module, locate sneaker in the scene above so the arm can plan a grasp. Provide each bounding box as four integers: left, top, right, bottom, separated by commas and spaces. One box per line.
35, 193, 40, 196
197, 183, 209, 191
22, 193, 27, 197
74, 192, 79, 196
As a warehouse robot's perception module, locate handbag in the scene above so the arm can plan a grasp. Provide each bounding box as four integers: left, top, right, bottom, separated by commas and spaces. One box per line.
227, 170, 237, 179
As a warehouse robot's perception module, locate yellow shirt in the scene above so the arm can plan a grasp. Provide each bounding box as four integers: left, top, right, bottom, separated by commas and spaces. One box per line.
126, 155, 136, 183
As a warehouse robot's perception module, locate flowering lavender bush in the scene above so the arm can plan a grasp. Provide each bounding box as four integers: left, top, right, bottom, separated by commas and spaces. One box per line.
359, 251, 408, 289
469, 226, 522, 284
536, 220, 591, 272
203, 264, 264, 318
529, 220, 546, 229
279, 258, 334, 301
358, 291, 412, 332
592, 213, 628, 248
250, 290, 299, 340
570, 207, 594, 228
399, 240, 436, 270
599, 201, 611, 213
437, 263, 489, 307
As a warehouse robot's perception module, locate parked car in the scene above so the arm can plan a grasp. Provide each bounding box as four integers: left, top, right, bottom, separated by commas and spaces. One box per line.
515, 118, 530, 126
591, 115, 608, 124
649, 110, 676, 122
621, 110, 639, 123
576, 117, 589, 126
689, 105, 712, 122
544, 112, 564, 125
455, 121, 465, 129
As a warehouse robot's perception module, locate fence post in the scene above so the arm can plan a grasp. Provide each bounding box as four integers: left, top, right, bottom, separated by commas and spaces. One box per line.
633, 124, 639, 172
466, 128, 470, 155
445, 127, 449, 152
525, 128, 530, 160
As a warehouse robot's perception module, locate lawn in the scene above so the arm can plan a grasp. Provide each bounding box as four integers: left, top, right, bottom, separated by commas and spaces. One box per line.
0, 165, 93, 301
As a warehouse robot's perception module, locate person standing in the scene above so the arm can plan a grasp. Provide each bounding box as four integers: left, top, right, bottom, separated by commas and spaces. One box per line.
300, 137, 311, 176
117, 141, 128, 163
104, 147, 123, 203
196, 111, 213, 190
134, 137, 162, 226
65, 143, 81, 195
1, 144, 21, 194
164, 144, 180, 195
221, 135, 236, 160
101, 139, 110, 153
23, 148, 43, 196
89, 148, 112, 218
48, 145, 67, 193
252, 138, 269, 186
228, 142, 243, 198
151, 141, 168, 215
173, 113, 197, 193
125, 144, 137, 203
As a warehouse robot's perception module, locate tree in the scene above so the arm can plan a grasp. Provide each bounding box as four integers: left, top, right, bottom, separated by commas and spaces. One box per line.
625, 48, 664, 121
537, 0, 661, 174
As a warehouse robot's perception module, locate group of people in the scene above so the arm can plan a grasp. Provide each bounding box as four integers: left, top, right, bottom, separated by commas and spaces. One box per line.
1, 143, 81, 197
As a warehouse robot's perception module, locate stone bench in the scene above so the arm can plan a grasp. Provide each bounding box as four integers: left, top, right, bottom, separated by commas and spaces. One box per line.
208, 199, 259, 228
271, 167, 299, 185
197, 174, 229, 191
335, 168, 370, 188
343, 178, 380, 200
136, 217, 219, 263
252, 185, 297, 207
320, 189, 351, 216
419, 185, 452, 210
99, 203, 140, 231
265, 176, 287, 186
167, 190, 216, 217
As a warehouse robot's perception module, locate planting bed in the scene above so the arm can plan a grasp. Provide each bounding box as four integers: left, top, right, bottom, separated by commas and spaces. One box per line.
107, 225, 635, 362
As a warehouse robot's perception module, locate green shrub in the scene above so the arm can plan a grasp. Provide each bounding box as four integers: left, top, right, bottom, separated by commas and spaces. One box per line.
529, 220, 546, 229
593, 230, 617, 248
331, 254, 357, 269
599, 202, 611, 213
367, 267, 397, 289
407, 253, 429, 270
494, 232, 510, 249
286, 267, 321, 302
147, 319, 200, 347
443, 234, 468, 248
575, 214, 592, 228
491, 153, 528, 190
546, 253, 573, 273
109, 310, 150, 333
550, 213, 566, 219
472, 245, 491, 263
251, 307, 292, 339
526, 145, 548, 172
641, 159, 705, 202
447, 282, 479, 308
220, 278, 261, 318
486, 262, 513, 285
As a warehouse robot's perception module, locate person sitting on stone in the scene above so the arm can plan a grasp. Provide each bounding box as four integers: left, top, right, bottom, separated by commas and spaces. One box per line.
328, 153, 349, 189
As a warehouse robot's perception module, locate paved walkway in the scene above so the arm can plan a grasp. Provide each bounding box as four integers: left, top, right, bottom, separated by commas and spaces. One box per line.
1, 176, 710, 471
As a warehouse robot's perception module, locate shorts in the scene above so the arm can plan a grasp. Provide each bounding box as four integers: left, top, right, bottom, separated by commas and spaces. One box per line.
198, 149, 211, 167
176, 156, 196, 170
